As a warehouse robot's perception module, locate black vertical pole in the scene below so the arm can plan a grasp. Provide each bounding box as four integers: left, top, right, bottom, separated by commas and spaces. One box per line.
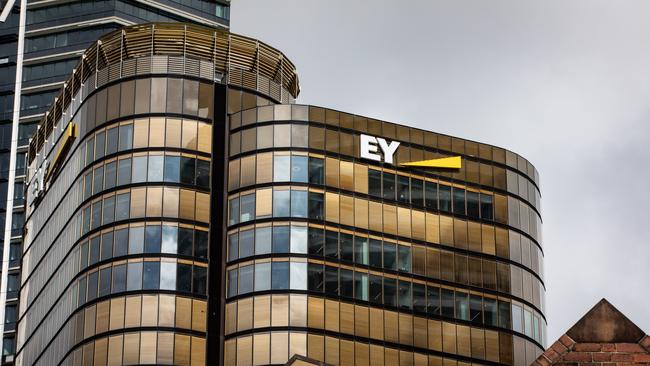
207, 83, 228, 366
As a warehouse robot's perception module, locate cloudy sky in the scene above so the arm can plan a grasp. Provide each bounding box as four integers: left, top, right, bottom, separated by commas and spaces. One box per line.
232, 0, 650, 341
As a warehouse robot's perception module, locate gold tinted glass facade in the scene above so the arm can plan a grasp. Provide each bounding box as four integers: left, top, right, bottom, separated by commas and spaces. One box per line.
22, 22, 543, 366
225, 104, 544, 366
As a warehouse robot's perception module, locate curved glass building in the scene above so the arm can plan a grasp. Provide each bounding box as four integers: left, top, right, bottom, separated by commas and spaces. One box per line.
21, 23, 545, 366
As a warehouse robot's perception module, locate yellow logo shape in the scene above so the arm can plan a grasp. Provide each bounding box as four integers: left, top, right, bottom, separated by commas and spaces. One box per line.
400, 156, 462, 169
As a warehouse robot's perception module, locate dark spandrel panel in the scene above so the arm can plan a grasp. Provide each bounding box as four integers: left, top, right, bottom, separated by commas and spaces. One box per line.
25, 25, 116, 53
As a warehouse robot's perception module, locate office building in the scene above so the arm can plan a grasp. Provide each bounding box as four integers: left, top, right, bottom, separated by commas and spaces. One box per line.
22, 22, 544, 366
0, 1, 229, 363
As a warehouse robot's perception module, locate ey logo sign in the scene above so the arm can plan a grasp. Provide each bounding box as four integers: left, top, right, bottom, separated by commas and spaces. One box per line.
360, 134, 462, 169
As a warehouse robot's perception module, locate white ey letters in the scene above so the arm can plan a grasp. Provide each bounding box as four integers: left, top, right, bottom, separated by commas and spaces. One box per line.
360, 134, 400, 164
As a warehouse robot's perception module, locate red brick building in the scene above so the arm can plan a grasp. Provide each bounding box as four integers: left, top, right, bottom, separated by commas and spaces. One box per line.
532, 299, 650, 366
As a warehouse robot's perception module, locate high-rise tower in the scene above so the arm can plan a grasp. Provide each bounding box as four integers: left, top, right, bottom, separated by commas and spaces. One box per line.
22, 22, 545, 366
0, 3, 229, 363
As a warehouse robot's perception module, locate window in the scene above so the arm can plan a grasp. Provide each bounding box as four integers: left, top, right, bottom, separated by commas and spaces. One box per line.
369, 275, 382, 304
308, 158, 324, 185
99, 267, 111, 297
89, 237, 100, 265
112, 264, 126, 293
467, 191, 480, 219
240, 194, 255, 222
324, 231, 338, 259
114, 228, 128, 257
427, 287, 441, 315
308, 264, 323, 292
4, 305, 16, 325
273, 156, 290, 182
441, 289, 454, 318
228, 198, 239, 226
119, 124, 133, 151
115, 193, 130, 221
91, 202, 102, 229
470, 295, 483, 324
439, 185, 452, 213
87, 272, 98, 301
499, 301, 511, 328
255, 262, 271, 291
273, 189, 290, 217
271, 262, 289, 290
78, 277, 87, 305
239, 229, 254, 258
148, 155, 164, 181
80, 242, 89, 269
105, 161, 117, 189
101, 232, 113, 260
177, 264, 192, 293
103, 196, 115, 224
129, 226, 144, 254
383, 278, 397, 307
272, 226, 290, 253
453, 188, 466, 215
227, 270, 238, 298
382, 172, 395, 200
484, 298, 498, 326
398, 281, 411, 310
255, 227, 272, 255
354, 272, 368, 301
127, 262, 143, 291
411, 178, 424, 207
227, 233, 238, 261
290, 190, 308, 218
383, 242, 397, 270
194, 230, 208, 259
161, 225, 177, 254
307, 228, 324, 256
239, 265, 254, 294
339, 233, 353, 262
290, 226, 308, 254
117, 158, 132, 185
354, 237, 369, 265
481, 194, 494, 220
93, 167, 104, 195
340, 269, 353, 298
325, 266, 338, 295
181, 157, 196, 185
144, 225, 161, 253
291, 155, 309, 183
369, 239, 382, 268
86, 139, 95, 165
95, 132, 106, 160
164, 156, 180, 182
178, 228, 193, 256
368, 169, 381, 198
290, 262, 307, 290
455, 292, 470, 321
512, 304, 523, 333
397, 175, 410, 203
308, 192, 324, 220
143, 262, 160, 290
196, 160, 210, 188
160, 262, 176, 290
106, 127, 119, 155
132, 156, 147, 183
397, 245, 411, 272
3, 337, 14, 356
8, 243, 20, 267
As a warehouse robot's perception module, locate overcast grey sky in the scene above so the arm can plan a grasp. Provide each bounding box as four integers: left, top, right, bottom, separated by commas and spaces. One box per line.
232, 0, 650, 341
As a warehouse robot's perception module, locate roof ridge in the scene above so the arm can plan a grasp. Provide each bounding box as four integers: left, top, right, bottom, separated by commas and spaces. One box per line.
565, 298, 645, 343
